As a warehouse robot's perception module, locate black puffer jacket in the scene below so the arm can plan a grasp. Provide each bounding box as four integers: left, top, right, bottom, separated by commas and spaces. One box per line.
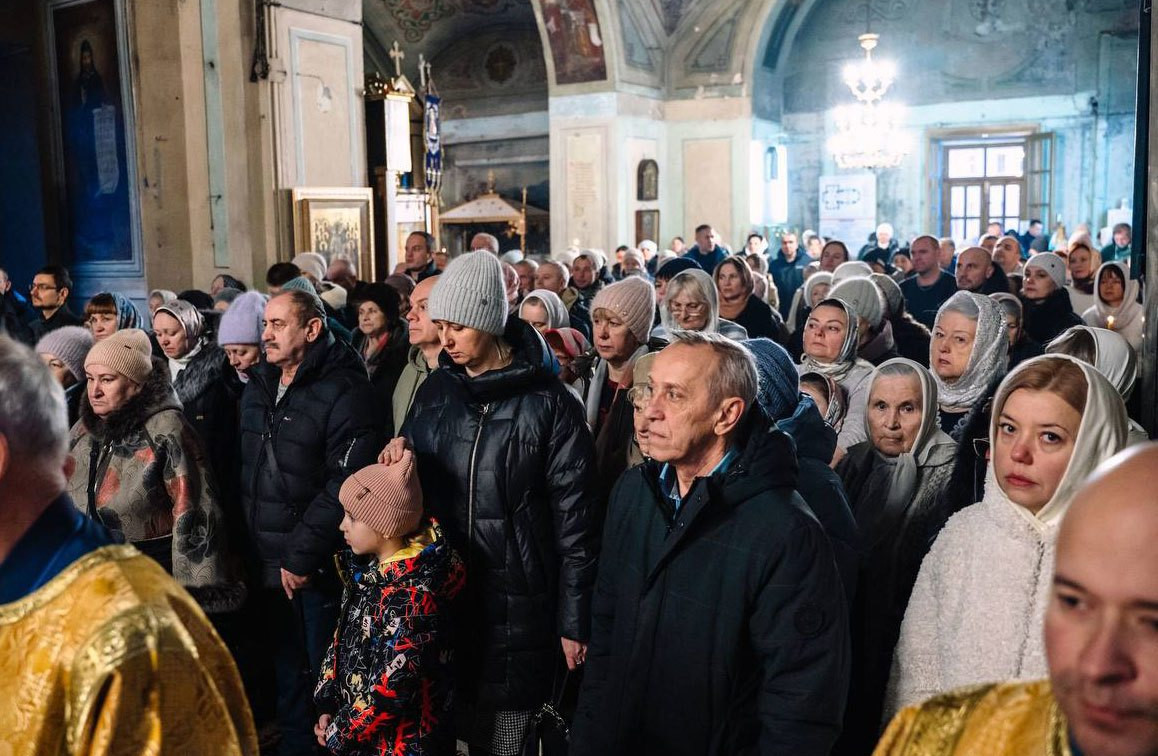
401, 317, 598, 710
571, 415, 850, 755
239, 333, 382, 588
352, 320, 410, 436
172, 342, 239, 511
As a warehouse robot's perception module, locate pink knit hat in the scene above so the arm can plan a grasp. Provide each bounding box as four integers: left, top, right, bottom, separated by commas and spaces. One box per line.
338, 451, 424, 538
591, 276, 655, 344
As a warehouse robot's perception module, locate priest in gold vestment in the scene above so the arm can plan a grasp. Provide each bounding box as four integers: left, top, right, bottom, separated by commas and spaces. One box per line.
0, 336, 257, 755
875, 444, 1158, 756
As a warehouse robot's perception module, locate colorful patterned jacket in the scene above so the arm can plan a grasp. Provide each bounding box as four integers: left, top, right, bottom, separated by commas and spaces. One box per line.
316, 520, 466, 756
67, 358, 242, 613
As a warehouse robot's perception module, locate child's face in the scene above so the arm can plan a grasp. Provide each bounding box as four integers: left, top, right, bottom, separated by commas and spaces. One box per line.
340, 512, 383, 556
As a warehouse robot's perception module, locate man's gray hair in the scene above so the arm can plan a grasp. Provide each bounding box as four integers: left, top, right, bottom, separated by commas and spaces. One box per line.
668, 329, 758, 413
328, 253, 357, 277
0, 336, 68, 462
541, 260, 570, 287
472, 233, 500, 254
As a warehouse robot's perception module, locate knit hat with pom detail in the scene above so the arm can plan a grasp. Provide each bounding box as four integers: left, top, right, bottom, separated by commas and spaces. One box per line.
84, 328, 153, 385
36, 326, 94, 383
591, 276, 656, 345
339, 451, 425, 538
427, 251, 508, 335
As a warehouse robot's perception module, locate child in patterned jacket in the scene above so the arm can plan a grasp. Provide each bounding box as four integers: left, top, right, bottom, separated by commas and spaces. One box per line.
314, 449, 466, 756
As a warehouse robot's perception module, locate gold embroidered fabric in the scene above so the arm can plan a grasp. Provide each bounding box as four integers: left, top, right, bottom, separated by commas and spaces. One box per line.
873, 680, 1072, 756
0, 545, 257, 755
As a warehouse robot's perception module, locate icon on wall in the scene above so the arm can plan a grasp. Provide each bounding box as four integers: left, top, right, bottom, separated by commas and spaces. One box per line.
291, 187, 376, 282
637, 159, 658, 201
635, 209, 659, 246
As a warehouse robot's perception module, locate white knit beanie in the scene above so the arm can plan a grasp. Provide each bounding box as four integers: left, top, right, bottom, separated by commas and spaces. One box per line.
1026, 252, 1067, 291
427, 250, 508, 335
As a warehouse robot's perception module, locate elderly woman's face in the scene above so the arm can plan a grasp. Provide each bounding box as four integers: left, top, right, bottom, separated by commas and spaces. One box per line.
994, 388, 1081, 513
1004, 313, 1020, 347
804, 304, 848, 363
152, 311, 190, 359
868, 373, 924, 457
86, 365, 143, 417
357, 301, 388, 337
668, 289, 710, 331
931, 310, 977, 383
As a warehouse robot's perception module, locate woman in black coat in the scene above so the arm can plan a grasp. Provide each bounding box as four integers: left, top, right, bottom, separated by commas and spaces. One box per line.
350, 282, 409, 434
1019, 253, 1082, 345
388, 251, 598, 755
152, 299, 239, 507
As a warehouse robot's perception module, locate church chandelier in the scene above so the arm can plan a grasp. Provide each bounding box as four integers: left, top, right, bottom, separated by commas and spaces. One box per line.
827, 33, 909, 171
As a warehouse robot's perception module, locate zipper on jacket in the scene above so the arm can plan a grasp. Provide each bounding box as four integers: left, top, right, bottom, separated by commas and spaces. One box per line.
466, 403, 491, 571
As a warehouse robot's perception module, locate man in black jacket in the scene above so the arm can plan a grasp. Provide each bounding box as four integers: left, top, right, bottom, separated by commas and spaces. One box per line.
28, 265, 82, 340
239, 289, 381, 755
572, 330, 850, 755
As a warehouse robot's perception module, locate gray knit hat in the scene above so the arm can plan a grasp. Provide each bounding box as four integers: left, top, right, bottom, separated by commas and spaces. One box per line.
427, 251, 508, 335
36, 325, 94, 382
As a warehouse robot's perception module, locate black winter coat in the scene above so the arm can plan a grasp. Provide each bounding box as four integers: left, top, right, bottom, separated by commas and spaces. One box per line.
889, 316, 931, 368
172, 342, 239, 512
401, 317, 598, 710
1021, 288, 1082, 345
239, 333, 382, 588
777, 397, 860, 606
352, 320, 410, 435
571, 417, 850, 756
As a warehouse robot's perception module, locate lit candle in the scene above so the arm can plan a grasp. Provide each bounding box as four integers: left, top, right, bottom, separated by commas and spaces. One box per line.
1107, 315, 1116, 330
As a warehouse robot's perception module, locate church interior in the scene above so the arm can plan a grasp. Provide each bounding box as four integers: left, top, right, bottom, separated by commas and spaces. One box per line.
0, 0, 1150, 401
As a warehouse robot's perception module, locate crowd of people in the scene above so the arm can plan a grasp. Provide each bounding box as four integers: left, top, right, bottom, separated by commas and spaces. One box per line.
0, 217, 1153, 756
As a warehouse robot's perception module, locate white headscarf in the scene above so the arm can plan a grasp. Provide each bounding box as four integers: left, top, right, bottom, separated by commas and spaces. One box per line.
864, 358, 958, 515
985, 354, 1128, 533
519, 289, 570, 330
803, 272, 834, 309
800, 297, 872, 380
1089, 261, 1142, 333
1048, 325, 1137, 399
932, 291, 1008, 410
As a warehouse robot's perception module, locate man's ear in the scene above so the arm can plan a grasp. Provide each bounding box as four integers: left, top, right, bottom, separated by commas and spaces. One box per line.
0, 434, 9, 482
305, 317, 324, 342
62, 452, 76, 481
713, 398, 746, 438
59, 287, 70, 301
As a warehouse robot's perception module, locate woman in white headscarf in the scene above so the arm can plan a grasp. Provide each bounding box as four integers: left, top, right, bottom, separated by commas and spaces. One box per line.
885, 354, 1129, 719
651, 268, 748, 341
1082, 260, 1143, 351
834, 358, 957, 752
929, 291, 1009, 437
518, 288, 570, 334
798, 296, 875, 449
1048, 325, 1147, 446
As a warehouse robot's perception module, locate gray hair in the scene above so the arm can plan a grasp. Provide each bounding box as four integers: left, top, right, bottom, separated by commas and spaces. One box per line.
938, 290, 981, 321
329, 253, 358, 277
472, 233, 500, 254
0, 336, 68, 464
662, 268, 720, 334
540, 260, 570, 287
668, 329, 758, 414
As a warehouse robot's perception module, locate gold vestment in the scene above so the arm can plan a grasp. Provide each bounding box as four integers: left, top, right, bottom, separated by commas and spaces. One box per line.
874, 680, 1073, 756
0, 544, 257, 755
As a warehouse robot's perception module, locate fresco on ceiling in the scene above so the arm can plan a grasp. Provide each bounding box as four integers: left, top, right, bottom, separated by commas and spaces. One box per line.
542, 0, 607, 84
388, 0, 525, 43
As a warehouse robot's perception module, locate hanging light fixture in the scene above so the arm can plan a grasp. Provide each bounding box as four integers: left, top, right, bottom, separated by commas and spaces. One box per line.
828, 33, 909, 170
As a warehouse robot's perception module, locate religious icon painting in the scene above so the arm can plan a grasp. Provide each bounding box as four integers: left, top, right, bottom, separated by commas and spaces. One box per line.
635, 210, 660, 247
48, 0, 140, 269
291, 187, 376, 282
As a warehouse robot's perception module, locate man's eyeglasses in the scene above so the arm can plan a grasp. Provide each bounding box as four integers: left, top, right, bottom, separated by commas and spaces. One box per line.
30, 283, 59, 292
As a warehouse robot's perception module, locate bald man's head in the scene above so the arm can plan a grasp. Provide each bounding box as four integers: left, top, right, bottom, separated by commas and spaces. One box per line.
1046, 443, 1158, 756
955, 246, 994, 292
